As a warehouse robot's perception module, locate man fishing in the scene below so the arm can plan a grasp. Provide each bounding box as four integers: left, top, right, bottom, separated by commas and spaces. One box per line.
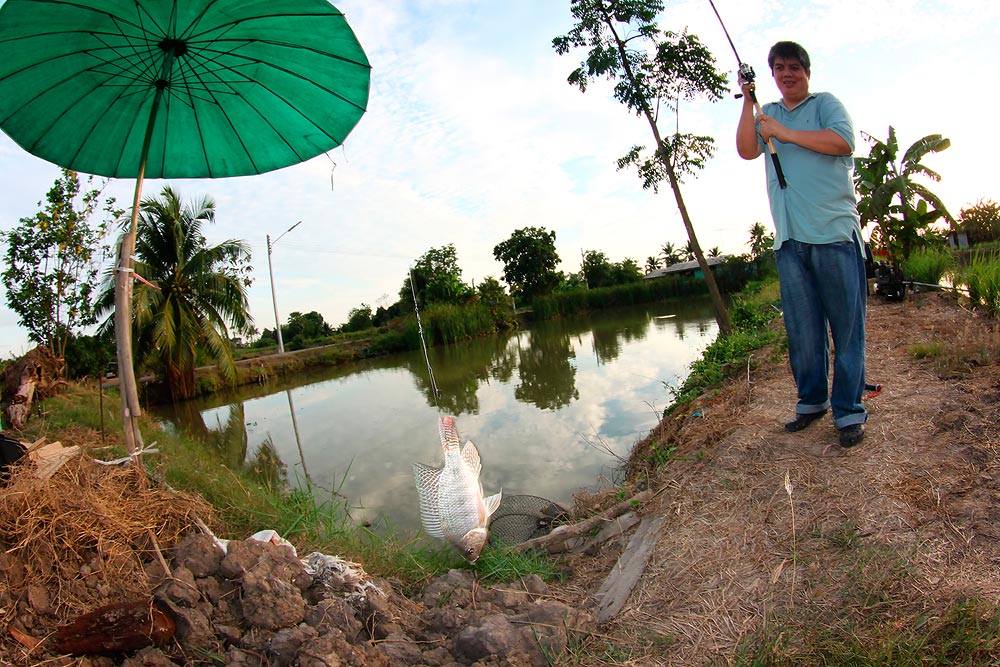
735, 41, 868, 448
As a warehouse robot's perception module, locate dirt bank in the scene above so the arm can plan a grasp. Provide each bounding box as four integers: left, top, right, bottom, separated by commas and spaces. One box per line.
550, 289, 1000, 664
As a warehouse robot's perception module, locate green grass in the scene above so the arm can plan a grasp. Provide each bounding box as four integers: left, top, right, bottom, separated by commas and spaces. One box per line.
907, 341, 945, 359
665, 279, 785, 414
475, 540, 566, 585
961, 250, 1000, 317
902, 247, 955, 285
723, 599, 1000, 666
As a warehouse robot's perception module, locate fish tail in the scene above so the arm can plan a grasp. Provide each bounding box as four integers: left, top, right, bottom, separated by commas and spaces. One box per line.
438, 416, 460, 451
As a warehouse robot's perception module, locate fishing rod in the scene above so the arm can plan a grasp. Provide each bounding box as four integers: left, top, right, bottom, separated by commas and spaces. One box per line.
707, 0, 788, 189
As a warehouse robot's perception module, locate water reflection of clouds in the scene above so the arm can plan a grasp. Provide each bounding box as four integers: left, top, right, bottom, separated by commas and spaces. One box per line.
180, 301, 719, 536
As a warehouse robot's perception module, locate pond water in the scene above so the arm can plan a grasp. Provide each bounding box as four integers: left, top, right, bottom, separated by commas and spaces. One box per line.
154, 296, 719, 537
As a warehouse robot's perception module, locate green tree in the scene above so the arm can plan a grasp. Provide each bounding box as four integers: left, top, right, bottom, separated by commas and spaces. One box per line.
1, 170, 120, 359
96, 186, 254, 402
611, 257, 643, 284
341, 305, 374, 333
400, 244, 472, 309
554, 1, 732, 335
582, 249, 614, 288
708, 246, 721, 258
284, 310, 334, 348
475, 276, 508, 305
645, 256, 662, 272
681, 240, 695, 262
493, 226, 562, 300
854, 126, 954, 263
747, 222, 773, 262
955, 198, 1000, 245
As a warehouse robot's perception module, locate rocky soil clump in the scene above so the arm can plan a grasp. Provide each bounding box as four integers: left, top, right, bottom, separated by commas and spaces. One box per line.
0, 457, 592, 666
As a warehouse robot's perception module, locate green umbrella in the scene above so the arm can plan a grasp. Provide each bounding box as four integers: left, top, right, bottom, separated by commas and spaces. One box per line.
0, 0, 371, 455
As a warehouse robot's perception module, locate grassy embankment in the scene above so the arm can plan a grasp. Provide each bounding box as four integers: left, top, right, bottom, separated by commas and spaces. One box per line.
19, 271, 777, 586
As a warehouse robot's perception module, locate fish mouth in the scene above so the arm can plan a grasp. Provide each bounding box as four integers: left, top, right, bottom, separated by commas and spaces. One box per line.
457, 527, 489, 562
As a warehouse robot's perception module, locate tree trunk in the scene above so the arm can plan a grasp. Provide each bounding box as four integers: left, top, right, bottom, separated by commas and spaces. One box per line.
5, 375, 35, 431
2, 345, 65, 430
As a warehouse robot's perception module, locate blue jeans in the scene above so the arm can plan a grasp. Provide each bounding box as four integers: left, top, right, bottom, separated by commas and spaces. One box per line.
775, 238, 867, 429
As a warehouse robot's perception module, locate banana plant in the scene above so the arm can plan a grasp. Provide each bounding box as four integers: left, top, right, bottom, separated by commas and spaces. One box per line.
854, 126, 954, 264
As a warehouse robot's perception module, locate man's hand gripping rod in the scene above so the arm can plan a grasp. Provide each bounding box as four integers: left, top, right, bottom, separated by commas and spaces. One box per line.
708, 0, 787, 188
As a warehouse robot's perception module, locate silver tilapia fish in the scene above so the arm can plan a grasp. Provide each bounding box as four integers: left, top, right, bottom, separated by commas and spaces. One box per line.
413, 416, 502, 562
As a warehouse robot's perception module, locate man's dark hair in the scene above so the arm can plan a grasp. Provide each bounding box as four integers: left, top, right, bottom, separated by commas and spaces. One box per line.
768, 41, 810, 72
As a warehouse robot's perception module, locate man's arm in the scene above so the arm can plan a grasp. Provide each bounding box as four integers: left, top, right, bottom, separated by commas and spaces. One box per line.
736, 86, 762, 160
762, 123, 852, 156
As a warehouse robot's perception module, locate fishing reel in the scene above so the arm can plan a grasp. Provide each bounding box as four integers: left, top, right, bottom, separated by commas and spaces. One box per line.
735, 62, 755, 99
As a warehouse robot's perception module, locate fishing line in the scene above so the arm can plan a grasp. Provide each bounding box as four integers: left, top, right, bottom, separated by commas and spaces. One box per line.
707, 0, 788, 189
410, 268, 441, 404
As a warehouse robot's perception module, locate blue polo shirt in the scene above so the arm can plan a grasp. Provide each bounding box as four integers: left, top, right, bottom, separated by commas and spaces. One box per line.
759, 92, 862, 251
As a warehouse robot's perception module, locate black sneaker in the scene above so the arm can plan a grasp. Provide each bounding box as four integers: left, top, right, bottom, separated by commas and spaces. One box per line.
784, 410, 827, 433
838, 424, 865, 447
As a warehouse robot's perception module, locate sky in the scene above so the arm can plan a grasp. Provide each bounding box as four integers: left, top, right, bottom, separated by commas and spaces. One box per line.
2, 0, 998, 357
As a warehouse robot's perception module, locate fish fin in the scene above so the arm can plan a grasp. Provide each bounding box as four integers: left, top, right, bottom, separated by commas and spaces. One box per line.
460, 440, 482, 474
484, 489, 503, 518
438, 416, 460, 451
412, 462, 445, 538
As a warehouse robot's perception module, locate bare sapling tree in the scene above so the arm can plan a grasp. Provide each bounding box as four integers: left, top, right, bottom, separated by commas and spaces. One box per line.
554, 0, 732, 335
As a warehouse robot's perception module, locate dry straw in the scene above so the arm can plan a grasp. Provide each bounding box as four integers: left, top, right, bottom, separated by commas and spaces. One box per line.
0, 453, 213, 618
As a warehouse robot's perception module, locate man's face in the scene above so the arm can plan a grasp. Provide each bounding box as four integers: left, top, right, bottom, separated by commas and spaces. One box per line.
771, 56, 810, 101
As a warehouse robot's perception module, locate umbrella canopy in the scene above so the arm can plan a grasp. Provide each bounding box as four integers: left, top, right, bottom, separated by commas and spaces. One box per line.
0, 0, 371, 179
0, 0, 371, 457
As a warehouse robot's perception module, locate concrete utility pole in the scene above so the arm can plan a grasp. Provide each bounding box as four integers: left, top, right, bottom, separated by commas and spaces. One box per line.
267, 220, 302, 354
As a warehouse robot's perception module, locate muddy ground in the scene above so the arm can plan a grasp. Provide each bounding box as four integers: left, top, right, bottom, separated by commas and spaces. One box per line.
2, 289, 998, 666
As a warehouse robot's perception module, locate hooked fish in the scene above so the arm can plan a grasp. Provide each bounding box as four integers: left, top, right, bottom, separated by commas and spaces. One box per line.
413, 416, 502, 562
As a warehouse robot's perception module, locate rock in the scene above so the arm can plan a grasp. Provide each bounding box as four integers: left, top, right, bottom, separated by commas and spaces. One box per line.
172, 533, 224, 577
304, 598, 363, 642
121, 646, 176, 667
454, 615, 525, 663
486, 587, 530, 609
162, 565, 200, 606
270, 624, 318, 667
423, 606, 473, 637
518, 574, 548, 596
296, 630, 390, 667
419, 646, 456, 666
241, 572, 307, 630
225, 647, 269, 666
421, 569, 477, 608
511, 603, 592, 666
26, 584, 50, 614
222, 539, 312, 590
376, 632, 425, 665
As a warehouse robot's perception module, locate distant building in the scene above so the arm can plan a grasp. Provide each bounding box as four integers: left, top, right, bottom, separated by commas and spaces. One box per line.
644, 255, 732, 280
948, 231, 970, 249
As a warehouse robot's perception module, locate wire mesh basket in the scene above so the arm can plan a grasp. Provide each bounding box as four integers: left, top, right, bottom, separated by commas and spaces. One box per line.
489, 494, 572, 545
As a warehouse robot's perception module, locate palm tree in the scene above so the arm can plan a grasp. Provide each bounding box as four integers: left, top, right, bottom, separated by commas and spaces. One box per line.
660, 242, 680, 266
97, 186, 254, 401
748, 222, 773, 261
708, 247, 721, 258
854, 126, 954, 262
645, 256, 661, 273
